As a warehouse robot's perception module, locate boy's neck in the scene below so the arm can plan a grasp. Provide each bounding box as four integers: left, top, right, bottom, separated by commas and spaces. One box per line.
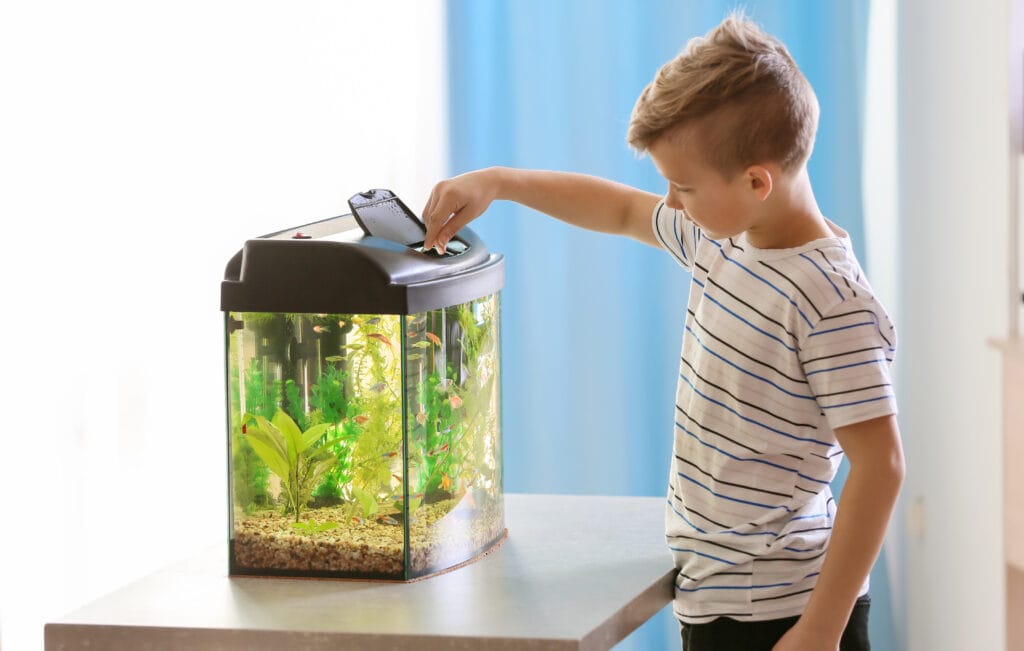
744, 166, 832, 249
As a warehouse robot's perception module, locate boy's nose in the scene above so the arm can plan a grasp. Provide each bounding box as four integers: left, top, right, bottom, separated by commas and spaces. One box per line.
665, 192, 684, 212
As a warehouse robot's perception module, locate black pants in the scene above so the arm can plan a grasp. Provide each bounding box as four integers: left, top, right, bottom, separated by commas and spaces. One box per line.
680, 594, 871, 650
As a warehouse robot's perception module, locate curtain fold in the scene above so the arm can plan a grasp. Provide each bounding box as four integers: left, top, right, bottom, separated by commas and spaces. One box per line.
446, 2, 894, 648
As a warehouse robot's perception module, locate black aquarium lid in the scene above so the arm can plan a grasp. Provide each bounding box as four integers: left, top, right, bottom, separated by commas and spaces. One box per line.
221, 189, 504, 314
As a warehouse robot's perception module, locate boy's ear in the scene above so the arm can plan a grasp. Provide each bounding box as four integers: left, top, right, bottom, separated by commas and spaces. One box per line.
746, 165, 773, 201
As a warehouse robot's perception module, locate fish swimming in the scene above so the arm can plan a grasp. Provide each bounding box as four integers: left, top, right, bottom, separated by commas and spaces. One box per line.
426, 442, 449, 457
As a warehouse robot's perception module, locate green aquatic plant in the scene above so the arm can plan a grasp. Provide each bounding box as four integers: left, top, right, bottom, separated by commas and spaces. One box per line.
351, 485, 380, 519
332, 315, 403, 510
312, 402, 361, 506
283, 379, 307, 431
291, 519, 339, 536
244, 364, 282, 421
232, 426, 271, 512
311, 364, 347, 424
242, 410, 343, 522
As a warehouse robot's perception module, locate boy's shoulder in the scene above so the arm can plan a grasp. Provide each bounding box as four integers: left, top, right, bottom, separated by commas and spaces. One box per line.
704, 231, 892, 332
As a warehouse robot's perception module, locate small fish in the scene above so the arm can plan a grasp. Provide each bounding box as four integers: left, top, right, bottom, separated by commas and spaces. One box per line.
353, 414, 370, 425
376, 514, 400, 526
407, 353, 424, 361
338, 319, 347, 328
241, 423, 248, 434
407, 330, 418, 338
412, 341, 432, 349
381, 451, 398, 459
313, 325, 330, 334
426, 442, 449, 457
441, 473, 451, 491
315, 313, 327, 318
392, 473, 402, 482
415, 410, 427, 426
426, 332, 441, 346
365, 317, 381, 325
351, 515, 365, 526
369, 333, 392, 347
449, 395, 463, 409
370, 381, 387, 393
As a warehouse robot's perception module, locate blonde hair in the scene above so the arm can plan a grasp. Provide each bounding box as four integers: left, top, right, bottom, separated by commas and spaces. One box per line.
627, 14, 819, 177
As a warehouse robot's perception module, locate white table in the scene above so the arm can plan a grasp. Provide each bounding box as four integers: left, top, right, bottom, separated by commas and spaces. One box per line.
45, 493, 676, 650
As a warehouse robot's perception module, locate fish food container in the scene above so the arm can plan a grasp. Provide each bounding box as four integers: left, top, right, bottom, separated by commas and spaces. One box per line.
221, 189, 506, 580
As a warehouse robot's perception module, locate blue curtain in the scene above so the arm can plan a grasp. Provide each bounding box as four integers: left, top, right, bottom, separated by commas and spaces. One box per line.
445, 2, 894, 649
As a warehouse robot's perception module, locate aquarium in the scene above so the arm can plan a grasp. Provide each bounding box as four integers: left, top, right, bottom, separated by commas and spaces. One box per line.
221, 190, 505, 580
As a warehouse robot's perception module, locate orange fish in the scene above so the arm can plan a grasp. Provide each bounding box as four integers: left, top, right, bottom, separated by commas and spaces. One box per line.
381, 451, 398, 459
426, 442, 449, 458
396, 491, 425, 504
352, 515, 365, 525
338, 319, 347, 328
353, 414, 370, 425
313, 325, 330, 334
392, 473, 402, 482
449, 395, 463, 409
369, 333, 392, 346
426, 332, 441, 345
441, 473, 451, 491
407, 330, 418, 338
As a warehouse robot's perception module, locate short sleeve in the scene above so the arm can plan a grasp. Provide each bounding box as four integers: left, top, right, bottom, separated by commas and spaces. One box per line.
799, 296, 898, 430
651, 201, 698, 271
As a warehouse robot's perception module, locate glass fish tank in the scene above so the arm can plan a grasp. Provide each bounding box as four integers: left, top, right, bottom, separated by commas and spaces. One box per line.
221, 189, 505, 580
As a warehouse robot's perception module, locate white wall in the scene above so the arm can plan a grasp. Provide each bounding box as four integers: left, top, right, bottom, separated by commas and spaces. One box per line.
897, 1, 1011, 649
0, 2, 447, 649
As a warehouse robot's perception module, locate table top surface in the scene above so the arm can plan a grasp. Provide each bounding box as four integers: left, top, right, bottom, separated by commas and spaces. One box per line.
46, 493, 676, 651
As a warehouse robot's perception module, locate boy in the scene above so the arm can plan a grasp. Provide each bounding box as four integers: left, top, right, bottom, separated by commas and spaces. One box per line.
421, 15, 904, 651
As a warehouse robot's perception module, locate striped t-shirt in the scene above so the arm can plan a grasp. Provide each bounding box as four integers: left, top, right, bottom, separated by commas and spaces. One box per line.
651, 201, 898, 624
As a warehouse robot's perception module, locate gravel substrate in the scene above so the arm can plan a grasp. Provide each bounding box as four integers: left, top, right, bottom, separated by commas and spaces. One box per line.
232, 495, 504, 578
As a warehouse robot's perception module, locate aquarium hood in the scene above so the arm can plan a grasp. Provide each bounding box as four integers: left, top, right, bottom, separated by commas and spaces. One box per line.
221, 189, 505, 315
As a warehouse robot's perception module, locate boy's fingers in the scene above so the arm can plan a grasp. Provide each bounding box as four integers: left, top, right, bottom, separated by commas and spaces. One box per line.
435, 204, 481, 249
424, 203, 457, 250
422, 188, 449, 249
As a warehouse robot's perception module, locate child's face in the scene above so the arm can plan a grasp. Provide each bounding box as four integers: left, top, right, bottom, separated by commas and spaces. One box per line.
648, 130, 762, 241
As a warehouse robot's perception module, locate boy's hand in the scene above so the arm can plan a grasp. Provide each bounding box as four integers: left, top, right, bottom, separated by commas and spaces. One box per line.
422, 168, 502, 254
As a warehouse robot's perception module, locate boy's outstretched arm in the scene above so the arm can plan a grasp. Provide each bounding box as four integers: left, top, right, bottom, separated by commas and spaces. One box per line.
421, 167, 662, 253
773, 414, 905, 651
